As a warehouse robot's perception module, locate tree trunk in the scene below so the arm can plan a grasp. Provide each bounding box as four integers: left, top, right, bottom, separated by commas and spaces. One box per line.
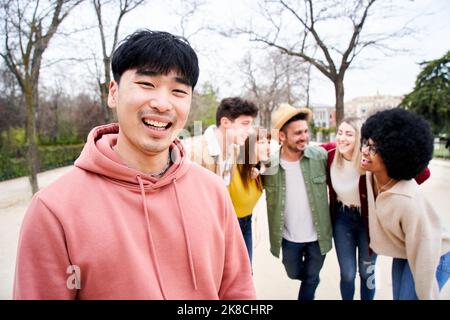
305, 64, 312, 108
24, 87, 39, 194
100, 81, 112, 123
334, 79, 345, 125
100, 56, 114, 123
51, 99, 58, 144
259, 106, 271, 130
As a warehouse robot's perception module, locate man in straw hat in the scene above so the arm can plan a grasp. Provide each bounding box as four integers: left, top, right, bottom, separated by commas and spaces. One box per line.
262, 103, 332, 300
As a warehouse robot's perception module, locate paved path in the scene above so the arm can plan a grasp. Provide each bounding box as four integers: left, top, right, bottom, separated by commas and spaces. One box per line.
1, 160, 449, 300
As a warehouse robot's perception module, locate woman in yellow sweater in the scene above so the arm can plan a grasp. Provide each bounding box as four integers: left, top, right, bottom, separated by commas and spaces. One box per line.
229, 127, 271, 263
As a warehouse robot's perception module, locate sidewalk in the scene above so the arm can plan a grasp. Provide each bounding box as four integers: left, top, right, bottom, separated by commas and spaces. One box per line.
1, 160, 449, 300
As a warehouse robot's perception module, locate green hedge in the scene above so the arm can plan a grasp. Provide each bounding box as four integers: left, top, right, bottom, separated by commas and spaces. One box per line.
0, 144, 84, 181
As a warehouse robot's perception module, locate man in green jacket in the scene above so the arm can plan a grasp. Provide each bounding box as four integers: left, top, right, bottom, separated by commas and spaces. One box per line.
263, 103, 332, 300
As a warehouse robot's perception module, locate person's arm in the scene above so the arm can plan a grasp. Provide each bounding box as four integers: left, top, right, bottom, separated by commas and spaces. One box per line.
414, 167, 430, 185
319, 141, 336, 152
218, 194, 256, 300
402, 199, 442, 300
14, 195, 76, 300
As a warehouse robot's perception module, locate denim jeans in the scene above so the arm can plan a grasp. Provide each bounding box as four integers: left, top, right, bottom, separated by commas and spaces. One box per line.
238, 215, 253, 263
392, 251, 450, 300
281, 238, 326, 300
333, 205, 377, 300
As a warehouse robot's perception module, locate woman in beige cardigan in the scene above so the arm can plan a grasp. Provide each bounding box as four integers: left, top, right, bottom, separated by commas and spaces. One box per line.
360, 108, 450, 300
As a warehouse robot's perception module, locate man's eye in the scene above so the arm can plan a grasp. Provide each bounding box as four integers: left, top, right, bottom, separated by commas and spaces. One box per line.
137, 82, 154, 87
173, 89, 188, 95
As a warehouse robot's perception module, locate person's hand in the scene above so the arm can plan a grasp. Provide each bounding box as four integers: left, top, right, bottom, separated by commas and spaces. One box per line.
251, 167, 260, 179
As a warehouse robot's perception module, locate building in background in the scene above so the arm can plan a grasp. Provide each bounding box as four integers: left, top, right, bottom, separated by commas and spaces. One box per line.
310, 103, 336, 129
345, 94, 403, 119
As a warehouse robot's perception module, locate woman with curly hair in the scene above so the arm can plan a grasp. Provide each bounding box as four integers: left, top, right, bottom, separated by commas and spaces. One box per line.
360, 108, 450, 300
228, 127, 271, 263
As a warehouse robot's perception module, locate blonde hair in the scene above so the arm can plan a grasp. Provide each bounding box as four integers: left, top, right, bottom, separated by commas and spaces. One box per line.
332, 117, 364, 175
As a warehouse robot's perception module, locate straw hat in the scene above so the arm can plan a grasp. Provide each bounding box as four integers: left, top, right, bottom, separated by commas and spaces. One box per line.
271, 103, 313, 130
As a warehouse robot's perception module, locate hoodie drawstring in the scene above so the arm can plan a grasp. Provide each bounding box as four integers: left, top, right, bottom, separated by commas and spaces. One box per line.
173, 179, 198, 290
136, 175, 198, 297
136, 175, 167, 299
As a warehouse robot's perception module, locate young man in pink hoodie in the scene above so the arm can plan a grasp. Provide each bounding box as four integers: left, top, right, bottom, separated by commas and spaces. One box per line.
13, 29, 256, 300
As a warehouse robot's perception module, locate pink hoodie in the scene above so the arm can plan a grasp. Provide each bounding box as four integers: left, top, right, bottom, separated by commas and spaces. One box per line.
14, 124, 255, 300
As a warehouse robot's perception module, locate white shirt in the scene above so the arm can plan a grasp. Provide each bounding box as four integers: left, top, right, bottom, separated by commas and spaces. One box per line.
203, 125, 234, 186
330, 158, 361, 207
280, 158, 318, 243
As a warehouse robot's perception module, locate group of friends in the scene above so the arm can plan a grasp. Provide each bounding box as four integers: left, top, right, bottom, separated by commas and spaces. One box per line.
13, 29, 450, 300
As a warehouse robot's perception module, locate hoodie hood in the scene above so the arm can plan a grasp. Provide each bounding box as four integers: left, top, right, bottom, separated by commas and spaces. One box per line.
75, 123, 190, 189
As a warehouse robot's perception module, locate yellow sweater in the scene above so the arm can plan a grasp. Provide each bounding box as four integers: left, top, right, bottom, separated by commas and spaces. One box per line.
228, 169, 262, 218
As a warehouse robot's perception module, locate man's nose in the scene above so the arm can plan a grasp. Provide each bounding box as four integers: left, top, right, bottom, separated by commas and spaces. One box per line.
360, 145, 370, 155
149, 90, 172, 112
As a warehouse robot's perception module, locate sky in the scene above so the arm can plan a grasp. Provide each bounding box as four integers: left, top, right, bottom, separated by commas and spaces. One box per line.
45, 0, 450, 106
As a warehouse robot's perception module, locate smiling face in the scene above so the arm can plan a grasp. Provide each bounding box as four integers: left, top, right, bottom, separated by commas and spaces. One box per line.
336, 121, 357, 160
222, 115, 255, 146
108, 69, 192, 157
280, 119, 309, 154
360, 138, 387, 175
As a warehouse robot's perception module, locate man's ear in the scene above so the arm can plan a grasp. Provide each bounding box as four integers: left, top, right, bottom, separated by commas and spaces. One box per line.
107, 80, 118, 109
219, 117, 232, 129
279, 130, 286, 143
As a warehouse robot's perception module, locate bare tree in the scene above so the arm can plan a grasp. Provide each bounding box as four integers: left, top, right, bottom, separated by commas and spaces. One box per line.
241, 50, 308, 129
92, 0, 146, 123
0, 0, 83, 193
174, 0, 206, 40
39, 81, 64, 144
242, 0, 414, 124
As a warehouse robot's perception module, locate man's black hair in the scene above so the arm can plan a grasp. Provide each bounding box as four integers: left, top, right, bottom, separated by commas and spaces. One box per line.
112, 29, 199, 89
215, 97, 258, 127
361, 108, 434, 180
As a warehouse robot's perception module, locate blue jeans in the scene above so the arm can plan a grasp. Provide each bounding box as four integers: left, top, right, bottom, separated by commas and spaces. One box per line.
238, 215, 252, 263
281, 239, 326, 300
333, 205, 377, 300
392, 251, 450, 300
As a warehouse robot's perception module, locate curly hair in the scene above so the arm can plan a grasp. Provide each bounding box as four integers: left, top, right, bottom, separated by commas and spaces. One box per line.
361, 108, 434, 180
215, 97, 258, 127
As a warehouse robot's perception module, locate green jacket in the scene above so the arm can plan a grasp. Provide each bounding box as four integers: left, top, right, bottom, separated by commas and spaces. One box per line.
262, 145, 332, 257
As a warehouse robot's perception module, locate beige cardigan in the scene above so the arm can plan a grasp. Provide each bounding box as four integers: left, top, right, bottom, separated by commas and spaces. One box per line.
366, 172, 450, 299
183, 133, 238, 183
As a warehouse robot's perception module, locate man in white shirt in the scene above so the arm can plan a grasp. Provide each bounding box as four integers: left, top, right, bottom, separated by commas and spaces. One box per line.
263, 104, 332, 300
